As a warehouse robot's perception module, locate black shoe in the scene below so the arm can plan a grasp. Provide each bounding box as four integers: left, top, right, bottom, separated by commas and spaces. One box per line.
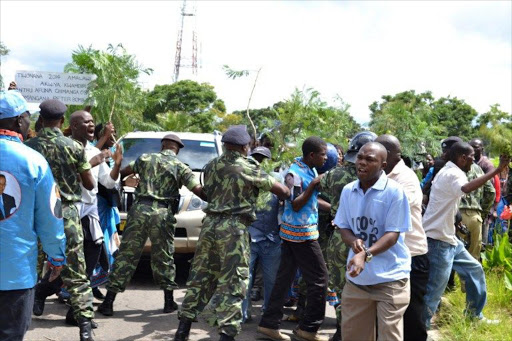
250, 288, 261, 302
78, 317, 95, 341
164, 290, 179, 313
97, 291, 116, 316
329, 324, 341, 341
219, 333, 235, 341
174, 318, 192, 341
66, 308, 98, 329
92, 287, 105, 300
33, 295, 46, 316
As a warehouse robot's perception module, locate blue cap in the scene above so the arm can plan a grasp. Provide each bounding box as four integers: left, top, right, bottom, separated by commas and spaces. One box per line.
221, 125, 251, 146
0, 91, 28, 119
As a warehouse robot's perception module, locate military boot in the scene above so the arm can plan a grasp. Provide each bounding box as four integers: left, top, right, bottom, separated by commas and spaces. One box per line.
66, 307, 98, 329
78, 317, 94, 341
219, 333, 235, 341
32, 292, 47, 316
174, 318, 192, 341
97, 290, 116, 316
164, 290, 179, 313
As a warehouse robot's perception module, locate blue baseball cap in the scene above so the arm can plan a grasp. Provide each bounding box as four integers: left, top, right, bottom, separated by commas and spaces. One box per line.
0, 90, 28, 119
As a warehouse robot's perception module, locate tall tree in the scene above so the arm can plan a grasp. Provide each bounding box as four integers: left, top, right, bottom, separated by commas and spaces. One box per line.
370, 90, 441, 157
432, 96, 478, 140
64, 44, 156, 135
144, 80, 225, 133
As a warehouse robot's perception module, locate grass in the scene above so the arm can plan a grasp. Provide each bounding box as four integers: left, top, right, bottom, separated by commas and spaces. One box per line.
436, 269, 512, 341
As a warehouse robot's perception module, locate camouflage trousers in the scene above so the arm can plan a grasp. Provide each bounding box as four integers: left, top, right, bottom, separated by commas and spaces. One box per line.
179, 214, 250, 337
35, 203, 94, 319
107, 202, 178, 293
326, 229, 348, 323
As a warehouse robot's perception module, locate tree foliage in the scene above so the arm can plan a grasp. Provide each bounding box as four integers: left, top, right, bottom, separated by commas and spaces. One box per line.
477, 104, 512, 156
369, 90, 480, 157
64, 44, 157, 135
0, 41, 9, 89
144, 80, 225, 133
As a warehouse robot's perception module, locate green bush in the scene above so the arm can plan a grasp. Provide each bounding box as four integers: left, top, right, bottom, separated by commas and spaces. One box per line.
482, 233, 512, 291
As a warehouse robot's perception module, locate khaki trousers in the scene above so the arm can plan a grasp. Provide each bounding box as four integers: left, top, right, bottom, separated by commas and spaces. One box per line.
460, 209, 483, 260
341, 278, 410, 341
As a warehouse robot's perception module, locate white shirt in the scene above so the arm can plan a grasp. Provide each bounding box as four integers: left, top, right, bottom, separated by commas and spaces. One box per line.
80, 143, 118, 205
334, 171, 412, 285
423, 161, 467, 246
388, 159, 428, 256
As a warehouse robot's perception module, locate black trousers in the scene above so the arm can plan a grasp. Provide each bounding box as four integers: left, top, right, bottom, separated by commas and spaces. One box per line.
259, 240, 328, 333
0, 288, 35, 341
403, 254, 430, 341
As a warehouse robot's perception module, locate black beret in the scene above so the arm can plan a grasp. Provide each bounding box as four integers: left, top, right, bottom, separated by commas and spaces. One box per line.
39, 99, 67, 120
250, 146, 271, 159
161, 133, 184, 148
441, 136, 463, 150
222, 125, 251, 146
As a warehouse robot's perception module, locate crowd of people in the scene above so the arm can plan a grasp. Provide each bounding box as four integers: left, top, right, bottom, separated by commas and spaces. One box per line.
1, 88, 511, 341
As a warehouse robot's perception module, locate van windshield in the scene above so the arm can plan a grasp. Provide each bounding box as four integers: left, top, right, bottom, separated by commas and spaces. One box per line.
120, 138, 219, 171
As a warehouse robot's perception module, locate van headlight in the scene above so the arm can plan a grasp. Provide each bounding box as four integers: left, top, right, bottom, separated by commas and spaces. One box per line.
186, 194, 208, 211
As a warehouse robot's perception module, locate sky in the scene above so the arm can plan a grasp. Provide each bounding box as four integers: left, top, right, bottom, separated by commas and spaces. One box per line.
1, 0, 511, 124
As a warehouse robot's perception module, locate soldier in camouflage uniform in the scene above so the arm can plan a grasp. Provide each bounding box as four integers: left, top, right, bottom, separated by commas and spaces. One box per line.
457, 163, 495, 260
98, 133, 205, 316
319, 131, 376, 341
173, 125, 290, 341
26, 100, 96, 341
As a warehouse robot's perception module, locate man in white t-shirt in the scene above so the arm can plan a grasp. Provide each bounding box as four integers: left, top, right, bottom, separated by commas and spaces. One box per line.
334, 142, 412, 341
423, 142, 510, 327
375, 134, 429, 341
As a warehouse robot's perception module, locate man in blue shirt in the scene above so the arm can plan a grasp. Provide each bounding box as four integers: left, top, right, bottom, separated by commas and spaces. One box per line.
258, 136, 329, 341
0, 90, 66, 340
334, 142, 412, 341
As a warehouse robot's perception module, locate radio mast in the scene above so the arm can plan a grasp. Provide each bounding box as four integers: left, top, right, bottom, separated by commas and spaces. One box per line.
173, 0, 198, 83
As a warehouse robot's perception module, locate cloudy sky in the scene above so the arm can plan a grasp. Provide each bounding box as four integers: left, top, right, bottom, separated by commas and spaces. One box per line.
1, 0, 511, 123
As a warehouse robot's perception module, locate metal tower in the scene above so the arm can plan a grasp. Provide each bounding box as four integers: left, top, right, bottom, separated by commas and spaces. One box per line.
173, 0, 198, 83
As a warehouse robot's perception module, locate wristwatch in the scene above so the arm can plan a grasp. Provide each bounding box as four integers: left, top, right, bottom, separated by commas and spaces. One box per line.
362, 244, 373, 263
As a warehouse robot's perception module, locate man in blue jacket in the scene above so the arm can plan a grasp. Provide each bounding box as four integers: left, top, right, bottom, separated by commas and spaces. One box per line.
0, 90, 67, 341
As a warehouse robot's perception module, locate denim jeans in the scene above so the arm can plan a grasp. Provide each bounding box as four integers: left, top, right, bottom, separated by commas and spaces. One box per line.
423, 238, 487, 328
242, 239, 281, 320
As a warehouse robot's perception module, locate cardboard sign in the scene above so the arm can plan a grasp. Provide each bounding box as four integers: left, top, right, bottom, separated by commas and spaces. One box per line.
15, 70, 96, 105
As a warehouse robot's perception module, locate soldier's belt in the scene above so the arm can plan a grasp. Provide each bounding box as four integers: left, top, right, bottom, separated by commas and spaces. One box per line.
208, 212, 253, 226
137, 198, 170, 208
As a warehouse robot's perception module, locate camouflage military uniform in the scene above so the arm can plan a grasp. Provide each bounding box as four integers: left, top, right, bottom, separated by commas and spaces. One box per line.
179, 150, 276, 337
106, 149, 199, 293
319, 162, 358, 323
26, 127, 94, 320
458, 163, 495, 259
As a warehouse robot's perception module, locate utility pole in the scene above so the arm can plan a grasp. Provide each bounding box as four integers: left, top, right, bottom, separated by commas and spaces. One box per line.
173, 0, 198, 83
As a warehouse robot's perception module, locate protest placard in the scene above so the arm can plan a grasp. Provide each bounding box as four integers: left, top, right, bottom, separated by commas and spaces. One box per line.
15, 70, 96, 105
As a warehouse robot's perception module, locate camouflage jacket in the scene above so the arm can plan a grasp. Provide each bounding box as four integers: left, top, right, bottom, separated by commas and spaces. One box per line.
130, 149, 199, 201
25, 127, 91, 203
319, 163, 358, 217
203, 150, 276, 221
459, 163, 495, 214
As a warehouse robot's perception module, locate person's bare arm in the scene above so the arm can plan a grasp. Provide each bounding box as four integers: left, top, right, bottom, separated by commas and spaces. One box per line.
318, 197, 330, 212
109, 144, 123, 181
95, 122, 114, 150
80, 169, 95, 190
270, 182, 290, 201
291, 174, 324, 212
462, 155, 510, 193
120, 165, 134, 179
191, 185, 207, 201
